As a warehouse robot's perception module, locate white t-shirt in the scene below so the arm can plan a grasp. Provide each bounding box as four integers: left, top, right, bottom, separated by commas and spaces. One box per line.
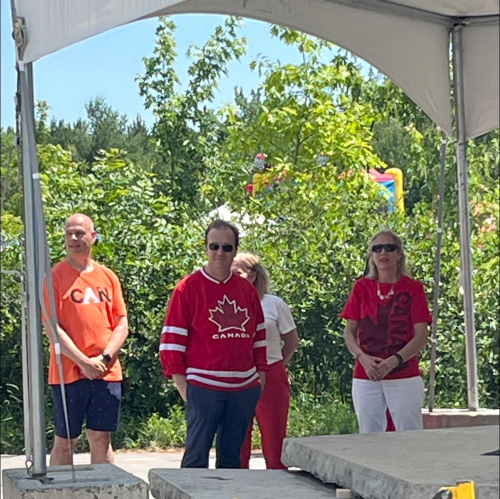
261, 294, 296, 365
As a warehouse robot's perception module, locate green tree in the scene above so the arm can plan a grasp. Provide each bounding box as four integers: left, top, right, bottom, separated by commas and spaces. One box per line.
1, 127, 20, 216
125, 116, 158, 170
137, 16, 247, 207
46, 117, 93, 164
85, 97, 128, 164
42, 97, 137, 166
206, 28, 379, 208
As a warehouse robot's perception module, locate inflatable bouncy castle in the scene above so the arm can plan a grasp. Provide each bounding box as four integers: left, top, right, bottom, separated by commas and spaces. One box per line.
245, 154, 404, 212
368, 167, 405, 212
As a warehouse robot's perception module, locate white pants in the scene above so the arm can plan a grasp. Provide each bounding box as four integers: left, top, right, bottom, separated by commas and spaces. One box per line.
352, 376, 424, 433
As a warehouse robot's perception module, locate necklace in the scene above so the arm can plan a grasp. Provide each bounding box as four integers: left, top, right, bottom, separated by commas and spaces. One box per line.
376, 281, 395, 300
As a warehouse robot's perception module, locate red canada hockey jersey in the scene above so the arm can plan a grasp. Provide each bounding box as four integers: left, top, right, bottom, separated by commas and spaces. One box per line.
160, 268, 268, 391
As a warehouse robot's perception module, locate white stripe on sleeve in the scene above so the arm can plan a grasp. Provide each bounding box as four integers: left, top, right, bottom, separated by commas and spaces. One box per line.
162, 326, 188, 336
159, 344, 186, 352
253, 340, 267, 349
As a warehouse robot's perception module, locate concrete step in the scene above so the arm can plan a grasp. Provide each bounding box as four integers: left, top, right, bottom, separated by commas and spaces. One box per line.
282, 425, 499, 499
422, 408, 499, 429
149, 469, 340, 499
2, 463, 148, 498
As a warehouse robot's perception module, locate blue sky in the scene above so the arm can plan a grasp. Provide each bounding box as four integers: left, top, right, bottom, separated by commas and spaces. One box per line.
1, 0, 372, 129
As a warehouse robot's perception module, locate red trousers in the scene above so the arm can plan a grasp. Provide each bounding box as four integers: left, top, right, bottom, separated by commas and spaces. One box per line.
240, 361, 290, 469
386, 409, 396, 431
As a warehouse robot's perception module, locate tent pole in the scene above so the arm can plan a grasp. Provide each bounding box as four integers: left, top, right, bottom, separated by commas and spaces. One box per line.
14, 73, 35, 472
19, 270, 32, 468
428, 131, 447, 412
12, 5, 47, 476
452, 24, 479, 411
19, 61, 47, 477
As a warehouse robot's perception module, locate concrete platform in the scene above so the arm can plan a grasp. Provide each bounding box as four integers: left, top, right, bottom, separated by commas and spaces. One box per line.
149, 469, 338, 499
422, 408, 500, 429
2, 463, 148, 498
282, 425, 500, 499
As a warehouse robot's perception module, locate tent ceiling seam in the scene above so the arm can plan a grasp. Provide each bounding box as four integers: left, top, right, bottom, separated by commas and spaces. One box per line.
459, 16, 500, 26
328, 0, 499, 25
327, 0, 452, 25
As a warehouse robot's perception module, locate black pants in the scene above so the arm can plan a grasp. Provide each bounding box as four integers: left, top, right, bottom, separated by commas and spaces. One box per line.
181, 383, 261, 468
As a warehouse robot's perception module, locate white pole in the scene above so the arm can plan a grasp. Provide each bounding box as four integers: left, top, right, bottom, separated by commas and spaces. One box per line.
427, 131, 447, 412
19, 62, 48, 476
452, 24, 479, 411
20, 271, 32, 467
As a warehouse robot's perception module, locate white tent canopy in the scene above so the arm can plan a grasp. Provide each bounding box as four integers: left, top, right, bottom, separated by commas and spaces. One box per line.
12, 0, 499, 139
8, 0, 499, 479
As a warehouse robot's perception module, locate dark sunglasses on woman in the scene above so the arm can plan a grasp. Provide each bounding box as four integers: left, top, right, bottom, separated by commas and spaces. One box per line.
208, 243, 234, 252
372, 244, 398, 253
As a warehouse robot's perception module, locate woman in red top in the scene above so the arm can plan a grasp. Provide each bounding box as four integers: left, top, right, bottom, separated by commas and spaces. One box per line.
341, 230, 431, 433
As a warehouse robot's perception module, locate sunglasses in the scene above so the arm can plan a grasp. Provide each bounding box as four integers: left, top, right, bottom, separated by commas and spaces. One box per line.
208, 243, 234, 252
372, 244, 398, 253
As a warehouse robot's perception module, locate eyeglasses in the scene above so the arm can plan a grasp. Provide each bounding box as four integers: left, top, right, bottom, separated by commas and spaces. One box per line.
372, 244, 398, 253
208, 243, 234, 252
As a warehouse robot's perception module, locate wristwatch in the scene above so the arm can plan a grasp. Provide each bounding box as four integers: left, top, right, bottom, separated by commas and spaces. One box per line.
102, 351, 112, 366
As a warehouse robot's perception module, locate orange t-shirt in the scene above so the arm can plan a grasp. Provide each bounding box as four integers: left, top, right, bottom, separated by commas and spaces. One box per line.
45, 260, 127, 385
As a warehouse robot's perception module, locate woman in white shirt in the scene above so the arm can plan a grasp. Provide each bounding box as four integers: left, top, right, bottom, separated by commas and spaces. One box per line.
232, 252, 299, 469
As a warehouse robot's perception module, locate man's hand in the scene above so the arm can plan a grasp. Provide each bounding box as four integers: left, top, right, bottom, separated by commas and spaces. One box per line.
79, 356, 107, 380
258, 371, 266, 392
358, 353, 384, 381
172, 374, 188, 402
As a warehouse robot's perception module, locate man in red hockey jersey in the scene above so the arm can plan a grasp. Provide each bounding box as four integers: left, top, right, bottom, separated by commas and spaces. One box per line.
160, 220, 268, 468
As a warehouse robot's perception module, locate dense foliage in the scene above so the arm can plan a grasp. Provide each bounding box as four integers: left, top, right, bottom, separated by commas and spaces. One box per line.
1, 17, 498, 453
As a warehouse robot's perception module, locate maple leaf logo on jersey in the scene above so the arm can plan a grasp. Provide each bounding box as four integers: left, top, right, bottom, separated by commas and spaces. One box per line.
208, 295, 250, 333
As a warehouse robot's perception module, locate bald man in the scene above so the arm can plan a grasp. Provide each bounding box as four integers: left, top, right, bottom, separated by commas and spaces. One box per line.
43, 214, 128, 465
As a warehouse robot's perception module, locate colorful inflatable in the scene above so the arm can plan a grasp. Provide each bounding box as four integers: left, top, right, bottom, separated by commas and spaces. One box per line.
246, 153, 287, 196
246, 153, 404, 212
368, 168, 404, 212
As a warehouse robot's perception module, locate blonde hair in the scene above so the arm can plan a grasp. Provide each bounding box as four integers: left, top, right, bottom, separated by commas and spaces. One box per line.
233, 252, 270, 299
365, 229, 411, 280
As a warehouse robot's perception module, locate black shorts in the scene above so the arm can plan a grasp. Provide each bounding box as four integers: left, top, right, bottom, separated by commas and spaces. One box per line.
51, 379, 122, 439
